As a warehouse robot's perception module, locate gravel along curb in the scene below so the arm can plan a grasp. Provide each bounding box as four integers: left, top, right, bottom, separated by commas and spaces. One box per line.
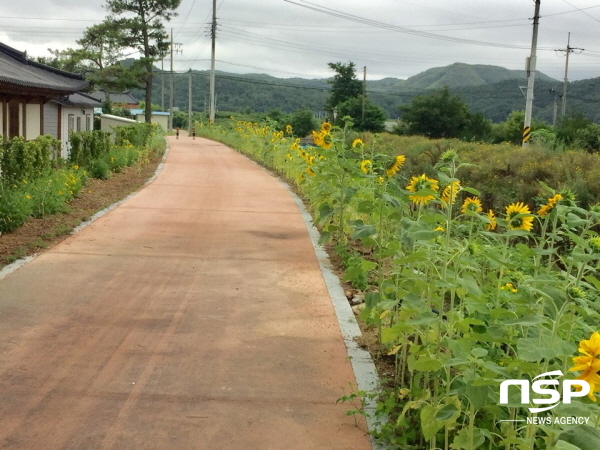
0, 139, 171, 282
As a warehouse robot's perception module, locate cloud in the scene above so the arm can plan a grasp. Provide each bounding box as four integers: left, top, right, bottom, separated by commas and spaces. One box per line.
2, 0, 600, 82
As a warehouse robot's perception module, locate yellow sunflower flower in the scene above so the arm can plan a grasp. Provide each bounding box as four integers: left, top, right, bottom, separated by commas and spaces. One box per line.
486, 209, 497, 231
461, 197, 483, 214
505, 202, 534, 231
570, 332, 600, 402
441, 181, 461, 206
538, 194, 563, 217
406, 174, 439, 206
352, 138, 364, 149
386, 155, 406, 177
579, 332, 600, 357
312, 130, 324, 147
321, 132, 333, 149
285, 124, 293, 134
360, 159, 372, 175
321, 122, 332, 133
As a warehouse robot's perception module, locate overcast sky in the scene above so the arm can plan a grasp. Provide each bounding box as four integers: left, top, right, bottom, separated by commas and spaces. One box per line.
3, 0, 600, 83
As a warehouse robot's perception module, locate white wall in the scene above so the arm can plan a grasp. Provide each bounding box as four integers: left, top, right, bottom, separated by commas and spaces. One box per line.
61, 106, 95, 158
25, 104, 41, 141
135, 113, 168, 131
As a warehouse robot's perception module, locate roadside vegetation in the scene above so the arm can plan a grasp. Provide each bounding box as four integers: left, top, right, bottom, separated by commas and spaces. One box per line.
196, 115, 600, 450
0, 123, 165, 234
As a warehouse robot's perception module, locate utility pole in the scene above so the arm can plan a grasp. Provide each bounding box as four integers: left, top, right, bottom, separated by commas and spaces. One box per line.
557, 32, 584, 118
188, 68, 193, 134
362, 66, 366, 123
169, 28, 183, 131
549, 89, 560, 126
523, 0, 541, 147
161, 59, 165, 111
209, 0, 217, 123
169, 29, 174, 130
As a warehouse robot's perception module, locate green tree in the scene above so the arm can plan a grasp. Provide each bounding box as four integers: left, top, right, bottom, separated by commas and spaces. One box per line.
289, 108, 318, 137
77, 21, 145, 99
399, 87, 473, 138
336, 97, 386, 133
325, 62, 362, 116
555, 112, 593, 146
105, 0, 181, 124
491, 111, 550, 145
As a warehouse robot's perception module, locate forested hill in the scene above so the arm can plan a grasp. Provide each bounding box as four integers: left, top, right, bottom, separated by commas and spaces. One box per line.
140, 63, 600, 124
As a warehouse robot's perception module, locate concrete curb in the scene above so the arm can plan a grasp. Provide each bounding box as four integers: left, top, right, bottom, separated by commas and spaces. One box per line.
0, 139, 171, 282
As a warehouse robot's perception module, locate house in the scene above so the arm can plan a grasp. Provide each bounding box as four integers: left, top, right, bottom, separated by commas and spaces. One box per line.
44, 92, 102, 158
129, 108, 170, 131
90, 91, 140, 110
0, 42, 88, 141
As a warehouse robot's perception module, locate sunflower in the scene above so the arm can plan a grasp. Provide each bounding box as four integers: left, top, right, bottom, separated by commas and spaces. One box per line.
311, 130, 324, 147
321, 122, 332, 133
579, 332, 600, 357
352, 138, 364, 149
386, 155, 406, 177
485, 209, 497, 231
306, 167, 316, 177
570, 332, 600, 402
321, 132, 333, 149
360, 159, 372, 174
441, 181, 461, 206
461, 197, 483, 214
537, 194, 563, 217
285, 124, 293, 134
505, 202, 534, 231
406, 174, 439, 206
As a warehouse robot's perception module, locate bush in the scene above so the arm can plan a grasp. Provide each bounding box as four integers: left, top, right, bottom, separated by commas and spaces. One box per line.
0, 185, 33, 233
68, 131, 111, 167
88, 158, 111, 180
0, 135, 58, 186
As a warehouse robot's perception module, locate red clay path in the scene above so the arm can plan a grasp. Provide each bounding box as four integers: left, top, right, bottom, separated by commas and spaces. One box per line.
0, 136, 373, 449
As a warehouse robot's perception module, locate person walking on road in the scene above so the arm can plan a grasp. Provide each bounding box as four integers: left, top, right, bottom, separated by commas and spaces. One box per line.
191, 127, 196, 140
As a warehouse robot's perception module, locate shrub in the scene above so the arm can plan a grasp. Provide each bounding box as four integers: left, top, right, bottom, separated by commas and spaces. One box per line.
0, 185, 33, 233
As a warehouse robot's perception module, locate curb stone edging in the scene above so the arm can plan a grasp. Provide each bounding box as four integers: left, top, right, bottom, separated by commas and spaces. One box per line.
0, 139, 171, 282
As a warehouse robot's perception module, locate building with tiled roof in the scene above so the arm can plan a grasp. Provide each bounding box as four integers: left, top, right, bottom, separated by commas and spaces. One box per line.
0, 42, 88, 141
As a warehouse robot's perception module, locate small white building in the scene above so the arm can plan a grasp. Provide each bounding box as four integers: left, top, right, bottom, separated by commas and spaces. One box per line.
44, 92, 102, 158
129, 109, 170, 131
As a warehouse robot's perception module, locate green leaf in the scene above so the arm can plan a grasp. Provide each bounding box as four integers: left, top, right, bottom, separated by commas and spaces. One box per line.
408, 354, 443, 372
317, 231, 331, 245
550, 441, 582, 450
451, 427, 486, 449
317, 203, 333, 222
420, 404, 444, 442
461, 186, 481, 197
502, 316, 545, 326
471, 347, 488, 358
435, 403, 459, 421
406, 311, 439, 325
351, 224, 376, 239
558, 426, 600, 450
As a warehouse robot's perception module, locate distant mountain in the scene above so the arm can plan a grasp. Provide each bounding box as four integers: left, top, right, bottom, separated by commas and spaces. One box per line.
397, 62, 556, 91
140, 62, 597, 124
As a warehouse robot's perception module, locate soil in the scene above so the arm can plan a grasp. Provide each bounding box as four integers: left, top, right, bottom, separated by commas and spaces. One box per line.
0, 156, 162, 269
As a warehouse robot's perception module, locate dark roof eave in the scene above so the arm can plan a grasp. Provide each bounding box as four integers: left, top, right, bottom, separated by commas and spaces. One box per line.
0, 78, 88, 97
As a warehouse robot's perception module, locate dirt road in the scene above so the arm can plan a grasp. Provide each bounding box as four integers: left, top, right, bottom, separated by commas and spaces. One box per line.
0, 137, 372, 449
